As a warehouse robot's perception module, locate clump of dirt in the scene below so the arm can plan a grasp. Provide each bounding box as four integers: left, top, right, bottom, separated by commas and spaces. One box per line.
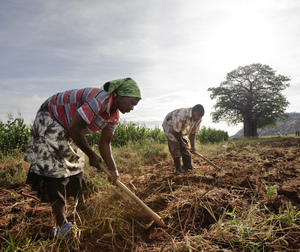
1, 137, 300, 251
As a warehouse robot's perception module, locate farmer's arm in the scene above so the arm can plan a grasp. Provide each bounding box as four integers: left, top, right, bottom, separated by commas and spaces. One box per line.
171, 130, 189, 149
67, 111, 102, 170
99, 129, 119, 181
189, 119, 202, 154
189, 133, 196, 154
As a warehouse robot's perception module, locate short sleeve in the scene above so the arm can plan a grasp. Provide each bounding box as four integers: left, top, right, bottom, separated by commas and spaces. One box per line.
77, 98, 102, 124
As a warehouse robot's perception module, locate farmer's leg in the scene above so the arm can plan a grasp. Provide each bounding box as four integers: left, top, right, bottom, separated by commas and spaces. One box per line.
77, 194, 88, 210
67, 173, 89, 211
51, 199, 67, 227
179, 137, 194, 170
47, 177, 69, 227
167, 138, 185, 175
182, 155, 194, 170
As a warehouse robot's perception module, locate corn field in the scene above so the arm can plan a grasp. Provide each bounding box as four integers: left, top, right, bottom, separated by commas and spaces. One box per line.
0, 116, 228, 156
196, 126, 229, 144
86, 122, 167, 147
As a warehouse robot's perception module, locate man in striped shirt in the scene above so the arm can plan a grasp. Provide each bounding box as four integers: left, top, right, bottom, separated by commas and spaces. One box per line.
162, 105, 205, 175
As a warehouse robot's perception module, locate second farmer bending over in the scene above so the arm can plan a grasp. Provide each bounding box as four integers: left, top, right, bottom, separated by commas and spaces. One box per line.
162, 104, 205, 175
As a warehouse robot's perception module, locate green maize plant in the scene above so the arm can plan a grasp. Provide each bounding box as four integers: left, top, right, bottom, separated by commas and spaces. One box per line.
197, 126, 229, 144
112, 122, 167, 147
146, 127, 167, 144
86, 122, 167, 148
85, 131, 101, 147
0, 116, 31, 156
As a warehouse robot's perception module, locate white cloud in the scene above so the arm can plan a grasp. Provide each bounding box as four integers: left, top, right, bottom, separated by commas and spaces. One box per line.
1, 0, 300, 136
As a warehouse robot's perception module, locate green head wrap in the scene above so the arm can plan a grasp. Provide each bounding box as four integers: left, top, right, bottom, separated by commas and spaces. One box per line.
102, 77, 141, 99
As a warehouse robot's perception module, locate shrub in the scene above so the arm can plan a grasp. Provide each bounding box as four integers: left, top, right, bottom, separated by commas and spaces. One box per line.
0, 115, 31, 156
196, 126, 229, 144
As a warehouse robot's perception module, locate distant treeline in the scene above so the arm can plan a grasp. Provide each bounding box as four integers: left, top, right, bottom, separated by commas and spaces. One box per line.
0, 116, 228, 156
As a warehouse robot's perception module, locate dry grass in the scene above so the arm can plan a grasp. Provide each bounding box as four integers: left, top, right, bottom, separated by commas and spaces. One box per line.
1, 137, 300, 251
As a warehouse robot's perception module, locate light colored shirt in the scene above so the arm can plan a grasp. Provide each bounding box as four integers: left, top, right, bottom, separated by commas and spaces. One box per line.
162, 107, 202, 142
48, 88, 119, 135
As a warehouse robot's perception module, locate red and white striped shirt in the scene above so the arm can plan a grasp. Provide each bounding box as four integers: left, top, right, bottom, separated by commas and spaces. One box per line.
48, 88, 119, 134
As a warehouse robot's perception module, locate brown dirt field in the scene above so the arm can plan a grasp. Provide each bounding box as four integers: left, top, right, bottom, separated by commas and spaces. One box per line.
1, 137, 300, 251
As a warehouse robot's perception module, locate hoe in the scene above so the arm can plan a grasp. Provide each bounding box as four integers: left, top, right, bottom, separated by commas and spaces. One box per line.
99, 163, 165, 227
194, 151, 223, 174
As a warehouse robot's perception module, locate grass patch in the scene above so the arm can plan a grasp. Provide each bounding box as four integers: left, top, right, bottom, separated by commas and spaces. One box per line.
0, 152, 29, 184
1, 136, 300, 251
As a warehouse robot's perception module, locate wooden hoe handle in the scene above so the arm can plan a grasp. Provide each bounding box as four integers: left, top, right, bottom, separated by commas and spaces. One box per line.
194, 151, 223, 173
99, 164, 165, 227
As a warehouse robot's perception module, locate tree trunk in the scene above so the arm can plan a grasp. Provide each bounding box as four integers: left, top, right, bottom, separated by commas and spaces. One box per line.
243, 115, 258, 137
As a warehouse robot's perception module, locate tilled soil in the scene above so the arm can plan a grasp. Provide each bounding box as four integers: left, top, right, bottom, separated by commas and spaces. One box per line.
1, 137, 300, 251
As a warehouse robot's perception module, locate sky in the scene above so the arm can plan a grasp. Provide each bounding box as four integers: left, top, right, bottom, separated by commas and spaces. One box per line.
1, 0, 300, 136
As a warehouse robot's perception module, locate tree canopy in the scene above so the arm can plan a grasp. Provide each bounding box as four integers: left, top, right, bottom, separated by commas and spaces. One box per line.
208, 63, 291, 137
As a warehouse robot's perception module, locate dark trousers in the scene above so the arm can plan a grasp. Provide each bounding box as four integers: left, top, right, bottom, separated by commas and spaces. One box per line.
166, 137, 189, 158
